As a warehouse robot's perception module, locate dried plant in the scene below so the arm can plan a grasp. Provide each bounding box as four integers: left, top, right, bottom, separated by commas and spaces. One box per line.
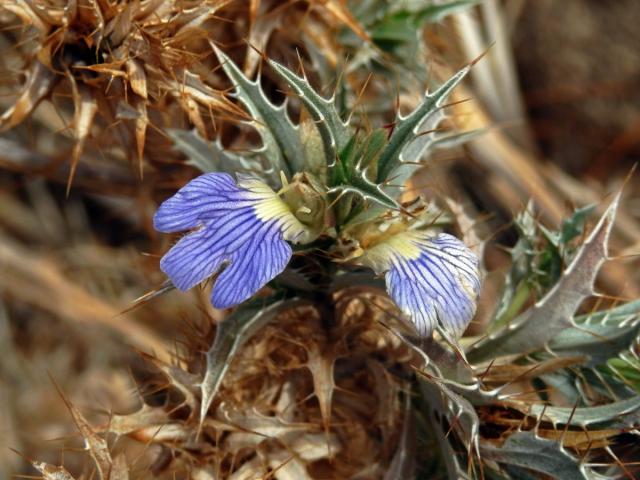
2, 1, 639, 479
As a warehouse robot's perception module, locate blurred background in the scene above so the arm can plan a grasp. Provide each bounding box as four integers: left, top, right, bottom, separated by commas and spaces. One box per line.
1, 0, 639, 476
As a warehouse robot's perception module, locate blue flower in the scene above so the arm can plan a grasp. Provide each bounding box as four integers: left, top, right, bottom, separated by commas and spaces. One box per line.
359, 231, 480, 337
153, 173, 313, 308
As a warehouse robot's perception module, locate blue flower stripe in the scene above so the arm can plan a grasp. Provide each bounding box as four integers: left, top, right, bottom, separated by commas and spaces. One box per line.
154, 172, 312, 309
359, 231, 480, 337
213, 229, 291, 307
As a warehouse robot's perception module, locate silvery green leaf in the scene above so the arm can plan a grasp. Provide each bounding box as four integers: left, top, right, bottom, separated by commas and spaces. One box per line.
385, 125, 486, 198
213, 46, 305, 177
419, 376, 479, 479
481, 431, 595, 480
389, 0, 479, 20
329, 169, 398, 209
581, 366, 637, 401
383, 394, 416, 480
329, 130, 398, 209
490, 202, 537, 327
376, 65, 470, 184
528, 395, 640, 428
561, 204, 597, 244
419, 336, 476, 385
547, 300, 640, 366
428, 127, 487, 151
268, 59, 350, 166
539, 371, 582, 406
419, 376, 479, 456
167, 129, 277, 185
467, 192, 620, 363
200, 298, 305, 427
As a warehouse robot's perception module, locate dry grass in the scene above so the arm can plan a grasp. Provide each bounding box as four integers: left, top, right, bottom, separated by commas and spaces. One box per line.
1, 1, 639, 478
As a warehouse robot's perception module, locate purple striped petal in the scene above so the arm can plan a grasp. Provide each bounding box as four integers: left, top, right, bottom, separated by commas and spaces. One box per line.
154, 173, 310, 308
359, 232, 480, 337
154, 173, 242, 233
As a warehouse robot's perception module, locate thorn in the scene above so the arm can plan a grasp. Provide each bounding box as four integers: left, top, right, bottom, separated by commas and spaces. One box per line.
294, 47, 308, 79
477, 358, 496, 382
578, 437, 594, 465
468, 42, 494, 68
332, 62, 347, 101
120, 279, 174, 315
244, 38, 269, 63
559, 402, 579, 445
346, 72, 373, 124
605, 445, 635, 479
65, 144, 80, 197
534, 403, 548, 435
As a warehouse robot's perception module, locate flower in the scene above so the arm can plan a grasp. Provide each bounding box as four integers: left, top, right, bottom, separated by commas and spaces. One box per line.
153, 173, 313, 308
358, 231, 481, 337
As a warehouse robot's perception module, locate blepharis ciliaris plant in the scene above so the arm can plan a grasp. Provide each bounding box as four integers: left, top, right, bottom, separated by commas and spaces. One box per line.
1, 0, 639, 478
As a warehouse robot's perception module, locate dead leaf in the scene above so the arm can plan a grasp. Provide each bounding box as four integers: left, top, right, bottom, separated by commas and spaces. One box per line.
30, 460, 77, 480
0, 62, 56, 132
126, 59, 148, 99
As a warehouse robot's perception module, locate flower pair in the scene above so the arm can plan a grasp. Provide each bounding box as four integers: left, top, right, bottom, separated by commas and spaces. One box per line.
154, 173, 480, 337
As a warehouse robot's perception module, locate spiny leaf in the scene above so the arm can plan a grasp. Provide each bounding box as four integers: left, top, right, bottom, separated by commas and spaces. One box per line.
386, 126, 485, 199
546, 299, 640, 366
109, 404, 170, 436
490, 203, 539, 329
427, 127, 486, 153
418, 376, 479, 456
200, 298, 305, 427
376, 65, 470, 184
108, 405, 192, 443
467, 192, 620, 363
64, 401, 112, 480
213, 45, 305, 177
558, 204, 598, 245
329, 169, 398, 209
268, 58, 350, 166
374, 0, 480, 41
305, 342, 336, 434
494, 203, 600, 330
408, 1, 480, 23
419, 376, 478, 479
67, 83, 98, 195
143, 353, 199, 412
606, 357, 640, 393
167, 128, 280, 186
525, 395, 640, 428
480, 431, 594, 480
330, 132, 398, 209
0, 61, 56, 132
217, 403, 320, 438
383, 396, 416, 480
358, 129, 388, 168
167, 129, 231, 172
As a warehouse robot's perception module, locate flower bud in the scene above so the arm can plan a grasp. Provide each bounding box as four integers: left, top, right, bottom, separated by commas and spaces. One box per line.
282, 172, 330, 243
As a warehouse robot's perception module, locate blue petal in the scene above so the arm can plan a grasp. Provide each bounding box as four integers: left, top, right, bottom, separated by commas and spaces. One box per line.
212, 225, 292, 308
361, 232, 480, 337
154, 173, 248, 233
154, 173, 310, 308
